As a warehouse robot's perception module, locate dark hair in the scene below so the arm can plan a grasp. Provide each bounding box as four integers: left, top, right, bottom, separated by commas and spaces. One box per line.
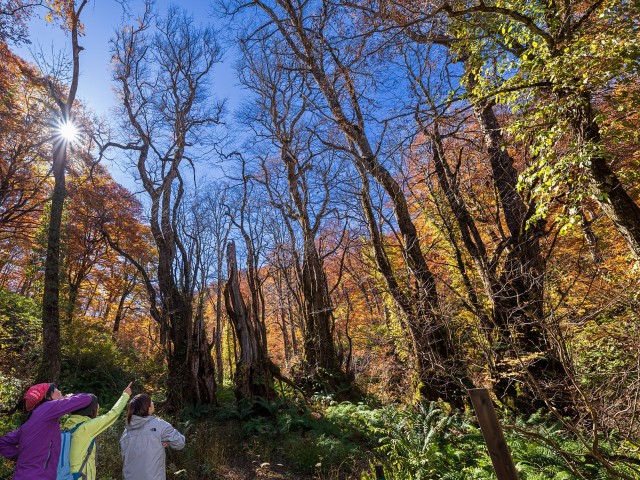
71, 394, 99, 418
127, 394, 152, 424
44, 384, 57, 401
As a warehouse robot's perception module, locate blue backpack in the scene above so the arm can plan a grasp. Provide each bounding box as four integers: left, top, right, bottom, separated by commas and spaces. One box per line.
56, 422, 95, 480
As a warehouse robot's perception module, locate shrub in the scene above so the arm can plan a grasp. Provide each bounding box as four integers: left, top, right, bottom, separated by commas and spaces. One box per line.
61, 318, 163, 406
0, 289, 41, 377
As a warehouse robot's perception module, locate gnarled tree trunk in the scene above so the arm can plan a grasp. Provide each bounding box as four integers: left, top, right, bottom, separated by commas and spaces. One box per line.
471, 97, 572, 412
109, 6, 221, 411
224, 240, 277, 402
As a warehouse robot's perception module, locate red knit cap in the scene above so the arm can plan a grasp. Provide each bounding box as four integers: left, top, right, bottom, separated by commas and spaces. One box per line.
24, 383, 51, 412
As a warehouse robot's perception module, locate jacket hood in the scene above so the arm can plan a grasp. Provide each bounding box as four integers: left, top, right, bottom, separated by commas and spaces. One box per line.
126, 415, 153, 430
63, 414, 90, 430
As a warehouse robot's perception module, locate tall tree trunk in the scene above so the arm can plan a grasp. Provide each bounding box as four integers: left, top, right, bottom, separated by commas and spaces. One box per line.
215, 280, 225, 384
299, 240, 340, 378
162, 283, 192, 410
190, 298, 217, 406
224, 240, 277, 402
112, 288, 130, 333
37, 0, 88, 384
162, 288, 217, 411
280, 148, 342, 383
105, 210, 218, 412
38, 140, 66, 383
156, 228, 217, 410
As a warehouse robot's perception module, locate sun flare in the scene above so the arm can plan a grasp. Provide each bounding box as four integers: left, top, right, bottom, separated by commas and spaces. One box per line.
58, 120, 79, 142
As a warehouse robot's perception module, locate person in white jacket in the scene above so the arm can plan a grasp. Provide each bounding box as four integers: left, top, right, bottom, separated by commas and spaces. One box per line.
120, 394, 185, 480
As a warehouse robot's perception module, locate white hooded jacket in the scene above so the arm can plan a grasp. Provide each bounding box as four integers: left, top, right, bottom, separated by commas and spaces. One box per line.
120, 415, 185, 480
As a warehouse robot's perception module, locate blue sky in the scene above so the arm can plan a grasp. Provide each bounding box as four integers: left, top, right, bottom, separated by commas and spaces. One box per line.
14, 0, 239, 187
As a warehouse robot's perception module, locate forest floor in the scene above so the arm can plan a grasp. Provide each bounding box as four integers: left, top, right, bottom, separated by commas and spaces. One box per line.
91, 414, 370, 480
217, 459, 312, 479
212, 444, 317, 479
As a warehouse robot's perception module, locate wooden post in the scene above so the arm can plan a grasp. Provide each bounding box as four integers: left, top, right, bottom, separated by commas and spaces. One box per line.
468, 388, 519, 480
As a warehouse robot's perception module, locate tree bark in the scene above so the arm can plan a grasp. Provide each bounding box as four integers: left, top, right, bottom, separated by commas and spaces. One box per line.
224, 240, 277, 402
190, 298, 217, 406
112, 273, 135, 333
215, 279, 225, 384
156, 199, 218, 410
280, 149, 342, 383
38, 139, 66, 383
112, 291, 127, 333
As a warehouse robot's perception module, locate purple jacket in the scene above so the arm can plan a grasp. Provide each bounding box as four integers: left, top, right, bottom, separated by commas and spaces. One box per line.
0, 393, 92, 480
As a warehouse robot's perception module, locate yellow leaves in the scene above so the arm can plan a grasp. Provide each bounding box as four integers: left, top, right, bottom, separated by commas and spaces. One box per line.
40, 0, 84, 33
497, 352, 545, 377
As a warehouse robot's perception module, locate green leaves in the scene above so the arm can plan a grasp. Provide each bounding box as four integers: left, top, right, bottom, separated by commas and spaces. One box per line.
0, 289, 42, 377
447, 0, 639, 227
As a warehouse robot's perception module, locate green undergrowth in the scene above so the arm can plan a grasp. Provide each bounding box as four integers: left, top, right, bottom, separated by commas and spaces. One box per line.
92, 391, 370, 479
326, 402, 640, 480
2, 393, 640, 479
2, 350, 639, 480
92, 397, 640, 479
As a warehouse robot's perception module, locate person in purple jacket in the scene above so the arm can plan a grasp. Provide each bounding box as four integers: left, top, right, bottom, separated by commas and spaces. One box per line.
0, 383, 92, 480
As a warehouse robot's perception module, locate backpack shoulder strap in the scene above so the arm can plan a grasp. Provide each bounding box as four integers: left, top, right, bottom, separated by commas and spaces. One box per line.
76, 439, 95, 477
64, 421, 93, 479
66, 421, 85, 434
58, 421, 85, 474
